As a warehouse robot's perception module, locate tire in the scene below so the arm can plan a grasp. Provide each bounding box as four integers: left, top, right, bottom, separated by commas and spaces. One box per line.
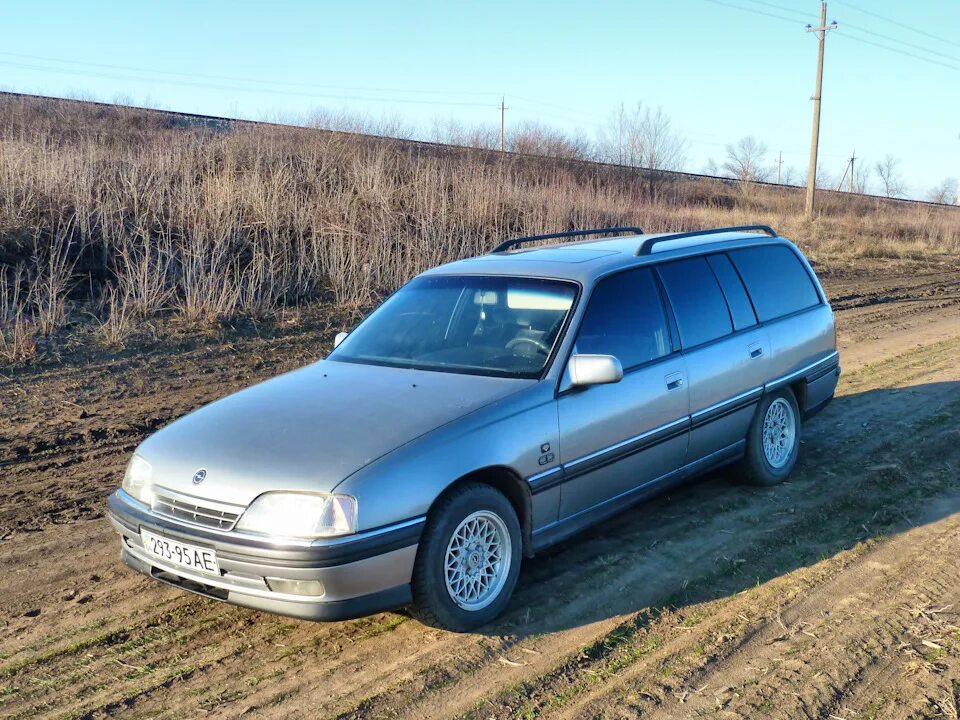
736, 388, 802, 486
410, 483, 521, 632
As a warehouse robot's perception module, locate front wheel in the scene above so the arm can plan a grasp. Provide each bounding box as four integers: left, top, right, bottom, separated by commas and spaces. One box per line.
736, 389, 802, 486
410, 483, 521, 631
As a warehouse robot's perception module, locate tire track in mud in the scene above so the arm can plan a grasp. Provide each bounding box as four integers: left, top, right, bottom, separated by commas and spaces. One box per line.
2, 260, 960, 719
826, 272, 960, 311
442, 392, 960, 720
635, 497, 960, 720
315, 342, 960, 720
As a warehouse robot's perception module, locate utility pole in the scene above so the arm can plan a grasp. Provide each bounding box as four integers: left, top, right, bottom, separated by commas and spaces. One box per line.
804, 3, 838, 217
499, 96, 507, 153
835, 157, 851, 192
776, 151, 784, 184
835, 151, 857, 192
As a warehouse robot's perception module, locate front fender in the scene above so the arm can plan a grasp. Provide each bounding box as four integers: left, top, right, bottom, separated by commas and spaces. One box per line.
335, 382, 560, 532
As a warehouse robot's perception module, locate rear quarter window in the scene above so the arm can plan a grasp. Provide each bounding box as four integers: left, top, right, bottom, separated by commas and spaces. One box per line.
707, 254, 757, 331
729, 246, 821, 322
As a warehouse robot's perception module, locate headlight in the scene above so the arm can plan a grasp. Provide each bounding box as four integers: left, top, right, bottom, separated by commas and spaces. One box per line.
235, 492, 357, 539
122, 454, 154, 506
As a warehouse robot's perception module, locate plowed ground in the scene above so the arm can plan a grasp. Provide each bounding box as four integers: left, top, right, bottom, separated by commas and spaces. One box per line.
2, 255, 959, 719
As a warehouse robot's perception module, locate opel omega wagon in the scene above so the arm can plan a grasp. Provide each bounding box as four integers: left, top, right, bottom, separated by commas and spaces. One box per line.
107, 225, 840, 631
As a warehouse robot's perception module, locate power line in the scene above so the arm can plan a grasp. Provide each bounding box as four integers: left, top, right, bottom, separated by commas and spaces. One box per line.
702, 0, 799, 25
740, 1, 960, 65
0, 50, 611, 126
0, 50, 616, 124
701, 0, 960, 72
739, 0, 815, 20
838, 32, 960, 72
507, 101, 604, 127
507, 94, 606, 120
834, 0, 960, 50
0, 59, 500, 108
842, 22, 960, 65
0, 50, 502, 98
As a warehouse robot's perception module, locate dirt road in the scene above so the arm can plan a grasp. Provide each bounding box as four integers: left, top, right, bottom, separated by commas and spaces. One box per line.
2, 256, 959, 719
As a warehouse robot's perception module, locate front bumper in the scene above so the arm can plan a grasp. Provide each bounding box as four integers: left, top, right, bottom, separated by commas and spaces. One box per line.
107, 489, 422, 621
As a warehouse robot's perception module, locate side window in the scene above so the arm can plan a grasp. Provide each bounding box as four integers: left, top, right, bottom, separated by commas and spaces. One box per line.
707, 254, 757, 330
657, 258, 733, 348
729, 246, 821, 322
575, 268, 671, 369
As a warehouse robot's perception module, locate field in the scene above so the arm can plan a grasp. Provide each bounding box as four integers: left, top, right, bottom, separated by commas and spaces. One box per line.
2, 254, 960, 719
2, 93, 960, 366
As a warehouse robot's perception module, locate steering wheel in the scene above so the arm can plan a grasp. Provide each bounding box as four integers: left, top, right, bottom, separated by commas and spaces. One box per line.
505, 337, 550, 355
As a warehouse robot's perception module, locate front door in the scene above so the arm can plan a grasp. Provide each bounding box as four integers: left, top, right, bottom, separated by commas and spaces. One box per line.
557, 267, 689, 519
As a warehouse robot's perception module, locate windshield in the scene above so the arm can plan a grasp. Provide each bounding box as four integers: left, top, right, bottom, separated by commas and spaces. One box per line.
329, 276, 578, 378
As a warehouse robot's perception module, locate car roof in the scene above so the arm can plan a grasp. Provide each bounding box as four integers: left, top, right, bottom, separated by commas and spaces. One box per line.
422, 230, 795, 285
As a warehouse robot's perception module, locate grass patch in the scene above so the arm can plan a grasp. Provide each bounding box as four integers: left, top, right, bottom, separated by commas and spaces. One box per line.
2, 92, 958, 365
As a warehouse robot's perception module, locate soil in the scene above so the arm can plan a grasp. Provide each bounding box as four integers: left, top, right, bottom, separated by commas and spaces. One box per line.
1, 255, 959, 720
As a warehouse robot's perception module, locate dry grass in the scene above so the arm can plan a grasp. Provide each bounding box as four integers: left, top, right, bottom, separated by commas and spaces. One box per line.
1, 94, 959, 364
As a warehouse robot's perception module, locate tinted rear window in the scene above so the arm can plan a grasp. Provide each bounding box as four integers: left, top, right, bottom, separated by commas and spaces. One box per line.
657, 258, 733, 348
730, 246, 820, 322
575, 268, 672, 369
707, 254, 757, 330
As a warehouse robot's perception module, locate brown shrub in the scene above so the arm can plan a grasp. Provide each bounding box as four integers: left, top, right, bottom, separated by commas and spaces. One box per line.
0, 94, 958, 363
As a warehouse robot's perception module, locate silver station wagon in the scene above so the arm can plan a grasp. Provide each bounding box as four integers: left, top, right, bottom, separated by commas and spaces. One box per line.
108, 225, 840, 631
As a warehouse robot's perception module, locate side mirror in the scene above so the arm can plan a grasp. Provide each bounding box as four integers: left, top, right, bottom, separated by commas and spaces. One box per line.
568, 354, 623, 387
333, 331, 349, 349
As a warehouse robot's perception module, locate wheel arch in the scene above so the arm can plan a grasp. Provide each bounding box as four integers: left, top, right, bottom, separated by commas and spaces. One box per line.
789, 378, 808, 412
757, 379, 805, 413
429, 465, 534, 558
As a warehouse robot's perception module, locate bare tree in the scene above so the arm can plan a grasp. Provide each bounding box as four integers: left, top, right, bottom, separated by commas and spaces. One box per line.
508, 121, 592, 160
428, 117, 498, 150
429, 118, 500, 150
810, 161, 836, 190
875, 154, 906, 198
428, 118, 591, 159
851, 161, 872, 194
722, 136, 771, 182
306, 108, 410, 138
595, 102, 686, 170
927, 177, 958, 205
780, 166, 800, 186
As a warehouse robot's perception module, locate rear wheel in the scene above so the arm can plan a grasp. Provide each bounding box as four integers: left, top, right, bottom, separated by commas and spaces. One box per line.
736, 389, 801, 486
410, 483, 521, 631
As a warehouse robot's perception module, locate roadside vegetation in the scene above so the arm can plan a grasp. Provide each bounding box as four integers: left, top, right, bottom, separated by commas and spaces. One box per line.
1, 93, 959, 364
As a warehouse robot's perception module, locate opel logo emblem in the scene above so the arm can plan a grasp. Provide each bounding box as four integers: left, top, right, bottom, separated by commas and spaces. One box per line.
192, 468, 207, 485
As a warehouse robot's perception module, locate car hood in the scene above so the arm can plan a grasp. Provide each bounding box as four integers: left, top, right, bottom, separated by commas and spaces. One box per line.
137, 359, 531, 507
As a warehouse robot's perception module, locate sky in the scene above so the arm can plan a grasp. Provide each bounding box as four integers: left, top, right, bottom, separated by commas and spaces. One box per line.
2, 0, 958, 199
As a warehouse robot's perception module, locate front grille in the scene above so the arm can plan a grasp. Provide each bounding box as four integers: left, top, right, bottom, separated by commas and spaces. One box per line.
152, 491, 241, 531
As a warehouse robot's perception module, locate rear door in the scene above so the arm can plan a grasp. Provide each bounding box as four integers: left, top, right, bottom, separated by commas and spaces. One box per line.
556, 267, 689, 519
728, 245, 837, 409
655, 255, 770, 464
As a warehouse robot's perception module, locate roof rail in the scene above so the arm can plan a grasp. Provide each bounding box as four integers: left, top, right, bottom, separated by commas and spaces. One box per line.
491, 226, 644, 254
636, 225, 778, 256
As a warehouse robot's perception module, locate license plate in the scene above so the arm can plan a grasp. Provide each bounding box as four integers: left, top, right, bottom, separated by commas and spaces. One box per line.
140, 529, 220, 575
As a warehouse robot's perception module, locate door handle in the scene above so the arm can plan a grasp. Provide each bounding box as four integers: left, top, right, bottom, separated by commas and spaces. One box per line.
665, 372, 684, 391
749, 343, 764, 359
